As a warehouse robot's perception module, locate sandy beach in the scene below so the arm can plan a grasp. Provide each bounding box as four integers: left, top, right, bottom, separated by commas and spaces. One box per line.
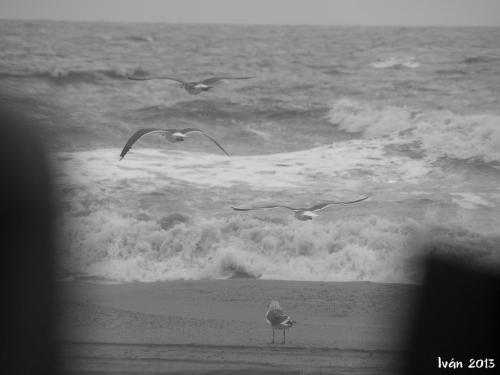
56, 280, 416, 374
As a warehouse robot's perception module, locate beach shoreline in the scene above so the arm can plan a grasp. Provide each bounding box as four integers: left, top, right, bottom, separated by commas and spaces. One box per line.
56, 279, 416, 374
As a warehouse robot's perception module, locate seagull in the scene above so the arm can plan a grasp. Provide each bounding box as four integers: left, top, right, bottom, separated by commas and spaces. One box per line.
127, 75, 255, 95
119, 128, 230, 160
231, 196, 369, 221
266, 300, 296, 344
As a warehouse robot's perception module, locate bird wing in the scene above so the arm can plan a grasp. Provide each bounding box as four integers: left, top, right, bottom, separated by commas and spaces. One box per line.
119, 128, 170, 160
266, 310, 294, 327
231, 205, 296, 212
278, 314, 294, 327
182, 129, 230, 156
127, 75, 186, 84
201, 76, 255, 85
308, 196, 370, 212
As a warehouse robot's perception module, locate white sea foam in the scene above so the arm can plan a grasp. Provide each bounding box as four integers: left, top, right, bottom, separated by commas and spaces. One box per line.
451, 192, 490, 210
414, 111, 500, 163
52, 102, 500, 285
328, 98, 500, 163
328, 98, 415, 137
371, 56, 420, 69
53, 139, 430, 195
57, 206, 500, 284
59, 209, 422, 283
54, 148, 500, 285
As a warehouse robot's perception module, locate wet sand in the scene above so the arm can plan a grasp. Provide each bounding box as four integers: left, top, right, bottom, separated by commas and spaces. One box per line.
56, 279, 417, 374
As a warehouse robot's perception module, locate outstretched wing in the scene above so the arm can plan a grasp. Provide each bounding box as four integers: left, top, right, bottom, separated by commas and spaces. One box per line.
127, 75, 186, 84
231, 205, 296, 212
201, 76, 255, 85
182, 129, 230, 156
308, 196, 370, 212
119, 128, 169, 160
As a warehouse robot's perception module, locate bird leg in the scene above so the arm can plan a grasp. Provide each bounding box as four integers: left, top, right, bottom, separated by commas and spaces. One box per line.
282, 330, 286, 344
271, 329, 275, 344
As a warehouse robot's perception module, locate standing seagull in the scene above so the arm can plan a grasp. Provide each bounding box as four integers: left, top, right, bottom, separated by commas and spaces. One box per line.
266, 300, 296, 344
232, 196, 369, 221
119, 128, 230, 160
127, 75, 255, 95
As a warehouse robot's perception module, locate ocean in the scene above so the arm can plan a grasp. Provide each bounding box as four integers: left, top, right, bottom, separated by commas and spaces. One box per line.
1, 20, 499, 283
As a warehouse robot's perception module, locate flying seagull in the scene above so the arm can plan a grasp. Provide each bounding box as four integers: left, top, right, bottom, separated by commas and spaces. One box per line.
231, 196, 369, 221
119, 128, 230, 160
266, 300, 296, 344
127, 75, 255, 95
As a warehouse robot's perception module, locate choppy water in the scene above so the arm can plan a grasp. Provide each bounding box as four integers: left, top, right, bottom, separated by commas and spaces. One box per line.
1, 20, 500, 283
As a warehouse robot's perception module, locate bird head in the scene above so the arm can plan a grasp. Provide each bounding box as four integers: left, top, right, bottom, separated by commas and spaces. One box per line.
267, 300, 281, 310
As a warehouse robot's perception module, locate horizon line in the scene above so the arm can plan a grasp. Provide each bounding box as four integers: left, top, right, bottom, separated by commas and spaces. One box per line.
1, 17, 499, 28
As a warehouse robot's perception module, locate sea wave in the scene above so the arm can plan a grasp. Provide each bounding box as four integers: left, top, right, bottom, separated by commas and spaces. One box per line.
461, 56, 500, 65
52, 141, 500, 285
370, 56, 420, 69
57, 208, 500, 284
124, 35, 155, 43
328, 98, 500, 163
435, 69, 468, 76
328, 98, 415, 137
0, 67, 149, 85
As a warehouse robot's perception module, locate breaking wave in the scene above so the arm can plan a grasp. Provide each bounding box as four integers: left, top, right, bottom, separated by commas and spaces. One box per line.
328, 98, 500, 163
370, 56, 420, 69
57, 208, 500, 284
